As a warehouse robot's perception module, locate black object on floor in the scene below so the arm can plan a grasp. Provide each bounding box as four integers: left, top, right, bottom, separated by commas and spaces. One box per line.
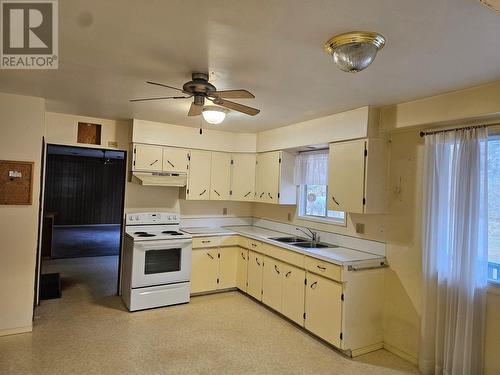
51, 225, 121, 259
40, 273, 62, 300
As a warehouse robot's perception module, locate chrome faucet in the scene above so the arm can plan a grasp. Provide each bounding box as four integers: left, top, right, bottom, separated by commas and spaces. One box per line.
296, 227, 318, 244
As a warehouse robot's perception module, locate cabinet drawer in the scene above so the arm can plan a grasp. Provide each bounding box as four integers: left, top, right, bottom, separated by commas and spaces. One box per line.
219, 235, 239, 247
262, 244, 304, 268
192, 236, 221, 249
239, 237, 263, 252
305, 257, 341, 282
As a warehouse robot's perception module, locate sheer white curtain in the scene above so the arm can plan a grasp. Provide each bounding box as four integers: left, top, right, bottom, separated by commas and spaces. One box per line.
295, 150, 328, 185
419, 127, 488, 375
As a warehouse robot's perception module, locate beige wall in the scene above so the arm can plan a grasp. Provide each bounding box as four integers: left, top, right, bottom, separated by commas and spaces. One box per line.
0, 93, 45, 335
132, 119, 257, 153
380, 80, 500, 131
256, 106, 378, 152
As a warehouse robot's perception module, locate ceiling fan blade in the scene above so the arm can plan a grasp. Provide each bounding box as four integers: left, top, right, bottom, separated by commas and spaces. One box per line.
188, 102, 203, 116
146, 81, 187, 93
208, 89, 255, 99
210, 98, 260, 116
130, 96, 191, 102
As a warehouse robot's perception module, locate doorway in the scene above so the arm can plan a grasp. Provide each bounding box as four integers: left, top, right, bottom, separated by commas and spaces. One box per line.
39, 144, 126, 302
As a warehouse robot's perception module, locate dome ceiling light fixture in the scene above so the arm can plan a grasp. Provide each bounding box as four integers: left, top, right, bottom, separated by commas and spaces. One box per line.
202, 106, 227, 125
324, 31, 386, 73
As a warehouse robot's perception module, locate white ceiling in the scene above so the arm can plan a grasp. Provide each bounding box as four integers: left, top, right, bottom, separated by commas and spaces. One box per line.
1, 0, 499, 133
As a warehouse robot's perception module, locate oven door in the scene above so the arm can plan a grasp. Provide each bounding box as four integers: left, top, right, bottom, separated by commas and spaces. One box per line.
131, 239, 192, 288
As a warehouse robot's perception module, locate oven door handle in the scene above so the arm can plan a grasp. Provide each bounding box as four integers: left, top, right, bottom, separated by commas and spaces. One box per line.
135, 240, 191, 251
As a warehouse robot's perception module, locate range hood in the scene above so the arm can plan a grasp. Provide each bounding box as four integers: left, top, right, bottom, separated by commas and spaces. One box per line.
132, 172, 187, 187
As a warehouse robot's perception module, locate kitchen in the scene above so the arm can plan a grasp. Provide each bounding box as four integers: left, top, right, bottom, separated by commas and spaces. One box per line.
1, 1, 500, 375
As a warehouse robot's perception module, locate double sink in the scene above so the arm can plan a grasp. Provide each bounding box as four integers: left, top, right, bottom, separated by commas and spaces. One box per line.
269, 236, 337, 249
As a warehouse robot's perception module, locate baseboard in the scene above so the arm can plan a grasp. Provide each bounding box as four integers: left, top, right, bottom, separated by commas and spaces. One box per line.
351, 342, 384, 357
0, 325, 32, 337
383, 342, 418, 365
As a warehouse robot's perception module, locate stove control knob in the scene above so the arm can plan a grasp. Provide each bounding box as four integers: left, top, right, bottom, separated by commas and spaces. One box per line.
167, 215, 172, 220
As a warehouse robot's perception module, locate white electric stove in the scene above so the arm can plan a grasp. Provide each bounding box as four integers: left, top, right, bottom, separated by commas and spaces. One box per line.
121, 212, 192, 311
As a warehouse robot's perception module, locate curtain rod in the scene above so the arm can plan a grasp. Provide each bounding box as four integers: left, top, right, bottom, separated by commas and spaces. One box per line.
419, 123, 499, 137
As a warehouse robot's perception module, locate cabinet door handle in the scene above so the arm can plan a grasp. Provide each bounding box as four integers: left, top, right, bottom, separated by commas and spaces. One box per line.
199, 189, 207, 196
251, 243, 257, 247
167, 160, 175, 168
274, 265, 280, 274
149, 159, 159, 166
259, 192, 265, 198
207, 253, 214, 259
213, 189, 221, 196
255, 258, 261, 266
310, 281, 318, 289
241, 252, 246, 260
201, 240, 211, 244
285, 271, 292, 278
244, 191, 251, 197
268, 193, 273, 199
317, 265, 326, 271
332, 196, 340, 206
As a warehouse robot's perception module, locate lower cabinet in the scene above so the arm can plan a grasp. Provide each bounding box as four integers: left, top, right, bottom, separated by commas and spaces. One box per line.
191, 248, 219, 293
247, 250, 264, 300
236, 248, 249, 292
281, 263, 306, 325
218, 246, 238, 289
191, 246, 237, 294
190, 235, 383, 355
262, 257, 283, 312
304, 272, 343, 348
262, 257, 306, 325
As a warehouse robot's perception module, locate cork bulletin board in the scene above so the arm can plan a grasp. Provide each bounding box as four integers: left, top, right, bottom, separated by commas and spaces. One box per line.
0, 160, 34, 205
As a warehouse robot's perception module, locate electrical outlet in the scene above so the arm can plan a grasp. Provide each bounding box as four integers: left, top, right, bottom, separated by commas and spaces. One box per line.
108, 141, 118, 148
355, 223, 365, 234
223, 208, 228, 215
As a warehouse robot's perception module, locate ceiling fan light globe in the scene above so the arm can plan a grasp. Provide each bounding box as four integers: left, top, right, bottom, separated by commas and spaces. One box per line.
202, 107, 226, 124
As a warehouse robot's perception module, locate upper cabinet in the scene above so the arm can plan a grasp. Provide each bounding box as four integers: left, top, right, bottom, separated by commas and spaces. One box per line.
210, 152, 232, 200
186, 150, 212, 200
255, 151, 296, 205
162, 147, 189, 173
133, 144, 188, 174
133, 144, 163, 172
328, 138, 387, 214
231, 153, 256, 202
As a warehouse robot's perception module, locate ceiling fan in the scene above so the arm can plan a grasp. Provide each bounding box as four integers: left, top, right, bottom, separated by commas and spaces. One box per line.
130, 73, 260, 117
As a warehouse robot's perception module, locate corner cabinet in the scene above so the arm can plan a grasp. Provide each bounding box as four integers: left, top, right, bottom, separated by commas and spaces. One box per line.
255, 151, 296, 205
327, 138, 387, 214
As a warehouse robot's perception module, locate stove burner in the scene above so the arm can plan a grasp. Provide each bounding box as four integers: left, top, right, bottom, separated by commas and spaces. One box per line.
137, 233, 156, 237
162, 231, 184, 236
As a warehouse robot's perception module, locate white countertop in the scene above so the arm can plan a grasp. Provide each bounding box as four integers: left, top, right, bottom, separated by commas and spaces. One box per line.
182, 224, 386, 266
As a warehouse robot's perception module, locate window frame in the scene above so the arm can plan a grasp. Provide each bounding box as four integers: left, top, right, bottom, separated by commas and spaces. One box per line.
297, 184, 346, 226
